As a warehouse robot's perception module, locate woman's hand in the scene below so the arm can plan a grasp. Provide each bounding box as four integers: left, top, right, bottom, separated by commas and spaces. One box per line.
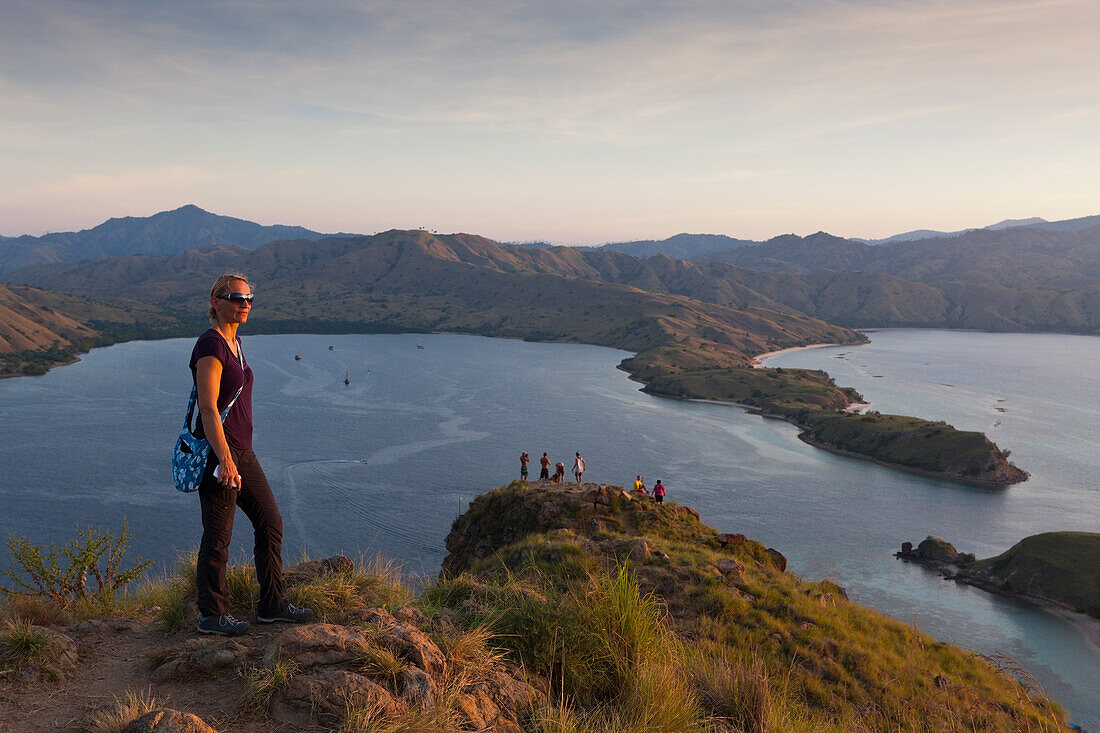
217, 455, 242, 491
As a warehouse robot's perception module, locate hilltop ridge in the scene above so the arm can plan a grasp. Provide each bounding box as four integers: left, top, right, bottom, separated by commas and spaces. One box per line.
0, 482, 1068, 731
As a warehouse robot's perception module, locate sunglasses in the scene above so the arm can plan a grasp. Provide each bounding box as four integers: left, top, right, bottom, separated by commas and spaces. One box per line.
216, 293, 254, 306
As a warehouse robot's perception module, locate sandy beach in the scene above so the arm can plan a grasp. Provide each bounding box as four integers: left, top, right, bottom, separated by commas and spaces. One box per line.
751, 342, 848, 367
1045, 606, 1100, 655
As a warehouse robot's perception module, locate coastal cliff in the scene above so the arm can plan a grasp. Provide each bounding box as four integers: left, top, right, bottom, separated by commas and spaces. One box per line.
0, 482, 1068, 731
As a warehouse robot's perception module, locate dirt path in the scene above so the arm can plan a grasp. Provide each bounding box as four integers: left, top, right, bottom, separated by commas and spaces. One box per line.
0, 615, 297, 732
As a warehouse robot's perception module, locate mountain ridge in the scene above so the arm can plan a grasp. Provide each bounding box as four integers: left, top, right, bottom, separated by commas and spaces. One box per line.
0, 205, 344, 274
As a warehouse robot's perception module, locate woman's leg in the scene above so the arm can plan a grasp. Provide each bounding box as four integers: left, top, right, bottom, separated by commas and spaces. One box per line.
197, 459, 237, 616
233, 449, 286, 616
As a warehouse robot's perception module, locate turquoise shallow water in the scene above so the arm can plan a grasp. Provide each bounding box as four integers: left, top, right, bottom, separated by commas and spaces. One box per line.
0, 329, 1097, 725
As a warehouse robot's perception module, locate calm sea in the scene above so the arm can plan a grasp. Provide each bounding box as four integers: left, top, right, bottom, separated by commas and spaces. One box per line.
0, 329, 1097, 725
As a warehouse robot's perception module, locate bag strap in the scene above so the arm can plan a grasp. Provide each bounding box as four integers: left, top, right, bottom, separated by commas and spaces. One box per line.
185, 339, 246, 434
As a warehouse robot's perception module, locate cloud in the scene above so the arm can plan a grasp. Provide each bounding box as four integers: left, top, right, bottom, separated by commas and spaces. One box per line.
2, 1, 1099, 238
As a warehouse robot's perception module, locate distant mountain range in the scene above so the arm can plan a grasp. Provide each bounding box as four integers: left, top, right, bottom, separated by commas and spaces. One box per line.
0, 230, 864, 380
854, 215, 1100, 245
599, 214, 1100, 258
1, 206, 1097, 371
0, 204, 343, 274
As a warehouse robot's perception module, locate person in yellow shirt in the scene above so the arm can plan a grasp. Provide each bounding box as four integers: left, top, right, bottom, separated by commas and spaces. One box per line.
633, 475, 648, 493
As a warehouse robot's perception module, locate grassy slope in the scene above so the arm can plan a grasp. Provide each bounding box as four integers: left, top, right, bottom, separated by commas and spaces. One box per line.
0, 495, 1069, 731
435, 482, 1065, 731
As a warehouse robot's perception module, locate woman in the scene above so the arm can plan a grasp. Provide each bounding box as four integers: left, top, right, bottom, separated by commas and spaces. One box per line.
190, 274, 312, 636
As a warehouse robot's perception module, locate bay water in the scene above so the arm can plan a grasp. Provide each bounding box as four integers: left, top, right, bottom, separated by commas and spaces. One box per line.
0, 329, 1096, 725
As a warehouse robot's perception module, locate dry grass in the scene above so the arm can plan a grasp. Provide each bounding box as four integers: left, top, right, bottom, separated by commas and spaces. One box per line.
78, 687, 166, 733
0, 618, 65, 681
238, 659, 297, 716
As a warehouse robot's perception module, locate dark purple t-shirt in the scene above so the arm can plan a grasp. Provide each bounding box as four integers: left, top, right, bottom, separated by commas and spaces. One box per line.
189, 329, 254, 450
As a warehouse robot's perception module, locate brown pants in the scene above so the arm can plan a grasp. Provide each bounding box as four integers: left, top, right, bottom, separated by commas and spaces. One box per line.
197, 447, 285, 617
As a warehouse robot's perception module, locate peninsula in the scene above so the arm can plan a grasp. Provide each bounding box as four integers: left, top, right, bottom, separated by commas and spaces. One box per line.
897, 533, 1100, 622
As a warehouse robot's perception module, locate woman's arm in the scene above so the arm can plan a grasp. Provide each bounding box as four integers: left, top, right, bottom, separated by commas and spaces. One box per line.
195, 355, 240, 490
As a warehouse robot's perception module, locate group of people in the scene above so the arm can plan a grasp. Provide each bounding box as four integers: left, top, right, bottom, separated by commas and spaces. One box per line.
517, 452, 667, 502
520, 451, 585, 484
632, 475, 666, 503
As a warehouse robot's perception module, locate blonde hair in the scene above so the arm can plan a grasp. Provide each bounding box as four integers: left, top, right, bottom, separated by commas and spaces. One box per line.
207, 273, 252, 324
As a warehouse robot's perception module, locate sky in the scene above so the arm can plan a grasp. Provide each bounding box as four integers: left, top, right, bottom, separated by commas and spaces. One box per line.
2, 0, 1099, 244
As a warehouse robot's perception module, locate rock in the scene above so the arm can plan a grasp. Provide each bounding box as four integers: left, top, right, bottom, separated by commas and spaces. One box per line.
263, 623, 369, 670
453, 669, 541, 733
933, 674, 951, 689
150, 659, 186, 683
728, 587, 756, 603
399, 666, 438, 707
765, 547, 787, 572
188, 638, 248, 671
454, 688, 498, 730
284, 555, 355, 585
582, 485, 632, 507
123, 709, 216, 733
604, 539, 650, 562
69, 619, 108, 634
717, 533, 747, 546
349, 607, 397, 626
392, 606, 429, 626
652, 548, 670, 560
374, 621, 446, 677
916, 537, 960, 563
678, 506, 700, 521
269, 668, 398, 728
16, 626, 78, 680
716, 557, 744, 576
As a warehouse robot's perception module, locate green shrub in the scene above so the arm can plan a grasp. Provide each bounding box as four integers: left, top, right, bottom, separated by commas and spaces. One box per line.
1, 520, 151, 610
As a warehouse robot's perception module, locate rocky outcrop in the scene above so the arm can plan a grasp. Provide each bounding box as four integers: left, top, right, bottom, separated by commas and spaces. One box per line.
896, 537, 970, 568
261, 614, 539, 730
14, 626, 78, 682
442, 481, 716, 577
151, 637, 250, 682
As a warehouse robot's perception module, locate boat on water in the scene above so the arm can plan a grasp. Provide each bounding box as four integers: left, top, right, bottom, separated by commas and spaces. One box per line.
329, 345, 334, 351
344, 368, 350, 385
417, 336, 425, 350
295, 351, 302, 361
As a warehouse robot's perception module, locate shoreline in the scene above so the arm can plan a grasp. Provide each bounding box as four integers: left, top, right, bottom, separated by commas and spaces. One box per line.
799, 433, 1024, 488
899, 553, 1100, 654
751, 342, 850, 367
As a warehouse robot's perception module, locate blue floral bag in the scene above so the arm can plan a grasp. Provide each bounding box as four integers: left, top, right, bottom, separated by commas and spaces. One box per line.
171, 344, 243, 493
